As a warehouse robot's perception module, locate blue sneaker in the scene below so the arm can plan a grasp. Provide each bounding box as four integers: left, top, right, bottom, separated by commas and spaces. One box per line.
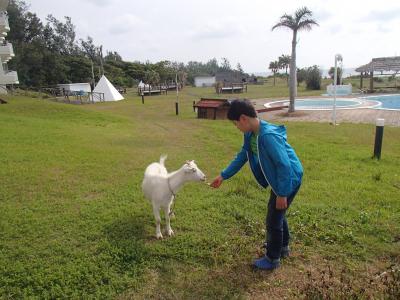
253, 256, 280, 270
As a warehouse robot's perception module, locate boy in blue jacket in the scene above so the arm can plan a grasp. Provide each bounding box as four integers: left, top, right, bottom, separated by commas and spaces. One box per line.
210, 99, 303, 270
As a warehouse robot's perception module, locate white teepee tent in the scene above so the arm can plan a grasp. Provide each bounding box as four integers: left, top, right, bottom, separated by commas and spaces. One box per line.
92, 75, 124, 102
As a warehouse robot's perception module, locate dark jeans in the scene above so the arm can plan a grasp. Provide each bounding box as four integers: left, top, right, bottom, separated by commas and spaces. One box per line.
266, 185, 300, 262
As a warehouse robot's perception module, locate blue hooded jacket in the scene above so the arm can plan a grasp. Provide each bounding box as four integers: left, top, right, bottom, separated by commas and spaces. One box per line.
221, 120, 303, 197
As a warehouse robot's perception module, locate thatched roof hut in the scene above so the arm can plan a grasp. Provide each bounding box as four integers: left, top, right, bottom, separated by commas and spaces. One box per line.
355, 56, 400, 91
355, 56, 400, 73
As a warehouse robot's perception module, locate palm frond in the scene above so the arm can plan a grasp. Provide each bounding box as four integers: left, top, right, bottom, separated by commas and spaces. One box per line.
272, 15, 296, 31
297, 19, 319, 31
295, 6, 313, 23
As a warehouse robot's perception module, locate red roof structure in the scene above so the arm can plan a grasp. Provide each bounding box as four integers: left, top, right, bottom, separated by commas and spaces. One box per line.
193, 98, 230, 120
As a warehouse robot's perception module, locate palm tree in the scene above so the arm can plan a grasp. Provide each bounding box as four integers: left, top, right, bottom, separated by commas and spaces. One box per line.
269, 61, 279, 86
278, 54, 291, 86
272, 7, 318, 112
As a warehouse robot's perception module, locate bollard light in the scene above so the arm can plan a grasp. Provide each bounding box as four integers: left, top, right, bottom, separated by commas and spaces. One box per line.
141, 92, 144, 104
373, 118, 384, 159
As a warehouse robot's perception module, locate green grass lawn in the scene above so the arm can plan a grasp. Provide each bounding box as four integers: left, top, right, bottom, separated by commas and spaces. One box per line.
1, 86, 399, 299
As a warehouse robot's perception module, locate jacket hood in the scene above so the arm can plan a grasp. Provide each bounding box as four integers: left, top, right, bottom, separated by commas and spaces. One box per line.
246, 120, 287, 140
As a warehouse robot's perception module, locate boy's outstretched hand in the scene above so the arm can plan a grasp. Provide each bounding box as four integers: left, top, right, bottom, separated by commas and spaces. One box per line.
210, 175, 224, 188
276, 196, 288, 210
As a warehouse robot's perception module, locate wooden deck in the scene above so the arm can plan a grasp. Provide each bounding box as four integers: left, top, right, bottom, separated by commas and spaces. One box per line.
252, 99, 400, 127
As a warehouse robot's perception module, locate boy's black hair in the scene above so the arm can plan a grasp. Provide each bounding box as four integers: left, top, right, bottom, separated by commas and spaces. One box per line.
227, 99, 257, 121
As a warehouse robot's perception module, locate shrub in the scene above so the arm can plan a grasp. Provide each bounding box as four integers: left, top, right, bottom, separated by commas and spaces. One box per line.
305, 65, 322, 90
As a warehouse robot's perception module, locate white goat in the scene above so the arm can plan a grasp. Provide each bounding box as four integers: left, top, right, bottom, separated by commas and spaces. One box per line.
142, 155, 206, 239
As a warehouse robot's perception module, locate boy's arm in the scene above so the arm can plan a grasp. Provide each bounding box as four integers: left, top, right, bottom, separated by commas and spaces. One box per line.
220, 146, 248, 180
261, 134, 292, 197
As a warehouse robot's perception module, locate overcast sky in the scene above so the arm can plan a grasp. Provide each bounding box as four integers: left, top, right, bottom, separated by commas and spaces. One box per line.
29, 0, 400, 74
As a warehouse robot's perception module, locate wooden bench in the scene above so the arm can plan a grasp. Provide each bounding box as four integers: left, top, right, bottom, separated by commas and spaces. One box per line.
216, 82, 248, 94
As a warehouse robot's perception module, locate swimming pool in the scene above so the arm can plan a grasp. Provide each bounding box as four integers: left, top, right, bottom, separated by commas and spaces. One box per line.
264, 98, 380, 111
363, 94, 400, 110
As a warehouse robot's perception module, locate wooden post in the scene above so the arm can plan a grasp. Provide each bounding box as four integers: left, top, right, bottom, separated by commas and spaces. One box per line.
193, 101, 195, 112
360, 72, 363, 89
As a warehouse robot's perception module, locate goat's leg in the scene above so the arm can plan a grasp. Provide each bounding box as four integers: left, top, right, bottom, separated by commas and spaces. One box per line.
164, 204, 174, 237
153, 206, 163, 239
169, 196, 175, 218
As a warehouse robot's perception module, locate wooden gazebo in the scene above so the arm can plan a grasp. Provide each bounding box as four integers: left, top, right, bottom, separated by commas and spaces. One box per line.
356, 56, 400, 92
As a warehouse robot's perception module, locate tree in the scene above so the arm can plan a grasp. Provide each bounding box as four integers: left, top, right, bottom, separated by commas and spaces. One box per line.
236, 63, 244, 74
124, 62, 145, 81
278, 54, 291, 85
328, 67, 343, 85
45, 15, 78, 55
206, 58, 219, 75
305, 65, 321, 90
80, 36, 98, 62
63, 56, 92, 83
221, 57, 231, 71
272, 7, 318, 112
269, 61, 279, 86
105, 51, 122, 62
144, 70, 160, 85
296, 67, 307, 86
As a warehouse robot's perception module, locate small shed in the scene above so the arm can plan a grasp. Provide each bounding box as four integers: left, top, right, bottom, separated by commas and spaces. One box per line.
194, 76, 216, 87
193, 98, 230, 120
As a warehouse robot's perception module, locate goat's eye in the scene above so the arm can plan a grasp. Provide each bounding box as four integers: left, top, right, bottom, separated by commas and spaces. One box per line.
191, 168, 196, 172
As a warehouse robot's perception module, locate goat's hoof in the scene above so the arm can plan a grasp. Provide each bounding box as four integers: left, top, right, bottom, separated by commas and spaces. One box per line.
166, 229, 174, 237
156, 233, 163, 239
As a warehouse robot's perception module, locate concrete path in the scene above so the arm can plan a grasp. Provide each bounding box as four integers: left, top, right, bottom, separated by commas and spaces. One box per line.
252, 98, 400, 127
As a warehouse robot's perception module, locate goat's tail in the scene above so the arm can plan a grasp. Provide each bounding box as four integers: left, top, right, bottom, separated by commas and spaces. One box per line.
159, 154, 167, 166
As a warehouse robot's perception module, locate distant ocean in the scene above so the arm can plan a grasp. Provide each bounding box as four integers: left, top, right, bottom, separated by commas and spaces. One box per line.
252, 68, 358, 78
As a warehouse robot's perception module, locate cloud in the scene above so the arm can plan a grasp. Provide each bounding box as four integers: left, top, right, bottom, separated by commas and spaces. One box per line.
84, 0, 112, 6
190, 20, 247, 40
108, 14, 146, 35
313, 8, 332, 22
327, 24, 343, 35
361, 8, 400, 22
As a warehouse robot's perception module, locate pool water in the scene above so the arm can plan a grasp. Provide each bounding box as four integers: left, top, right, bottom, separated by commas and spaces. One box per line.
296, 98, 361, 109
364, 94, 400, 110
264, 98, 366, 110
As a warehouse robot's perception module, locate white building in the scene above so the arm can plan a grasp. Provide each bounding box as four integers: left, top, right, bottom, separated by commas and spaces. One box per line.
194, 76, 215, 87
0, 0, 18, 94
57, 83, 92, 94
